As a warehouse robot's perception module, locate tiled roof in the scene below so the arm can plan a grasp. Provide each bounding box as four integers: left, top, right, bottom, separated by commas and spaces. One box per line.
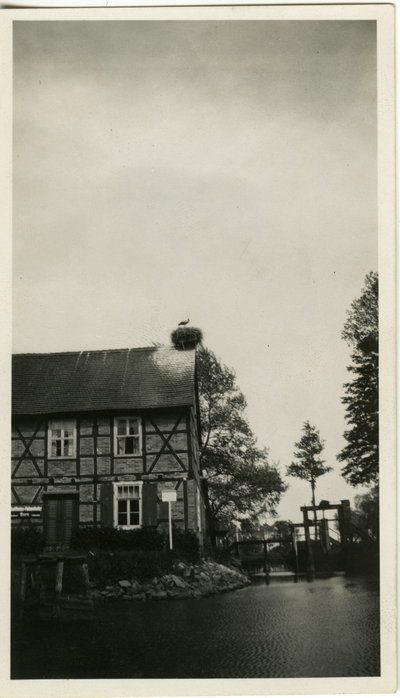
12, 347, 196, 415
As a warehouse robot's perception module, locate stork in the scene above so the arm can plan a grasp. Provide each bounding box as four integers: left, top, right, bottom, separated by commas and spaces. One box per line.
178, 319, 190, 326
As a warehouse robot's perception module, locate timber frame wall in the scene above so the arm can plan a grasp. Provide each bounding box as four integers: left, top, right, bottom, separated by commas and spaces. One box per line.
12, 404, 206, 541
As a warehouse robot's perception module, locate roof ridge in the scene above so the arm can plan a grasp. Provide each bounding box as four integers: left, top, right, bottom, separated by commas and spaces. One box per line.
12, 346, 180, 358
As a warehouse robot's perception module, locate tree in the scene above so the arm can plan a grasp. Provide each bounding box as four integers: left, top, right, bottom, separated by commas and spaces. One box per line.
286, 421, 332, 507
197, 346, 287, 535
337, 272, 378, 486
352, 484, 379, 541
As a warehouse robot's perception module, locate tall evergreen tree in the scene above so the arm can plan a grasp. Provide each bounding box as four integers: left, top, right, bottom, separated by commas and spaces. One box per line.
196, 346, 287, 533
286, 421, 332, 507
337, 272, 379, 486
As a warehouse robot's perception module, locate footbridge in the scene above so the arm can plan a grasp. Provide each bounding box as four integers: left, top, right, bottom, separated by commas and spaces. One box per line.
228, 500, 376, 579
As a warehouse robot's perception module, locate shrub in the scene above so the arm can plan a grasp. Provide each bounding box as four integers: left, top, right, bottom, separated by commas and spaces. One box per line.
70, 525, 166, 552
172, 526, 200, 562
86, 550, 176, 585
130, 526, 166, 551
11, 526, 45, 555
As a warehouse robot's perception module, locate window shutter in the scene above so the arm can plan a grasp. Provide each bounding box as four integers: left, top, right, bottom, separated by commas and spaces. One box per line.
142, 483, 158, 527
45, 499, 58, 545
100, 483, 114, 526
64, 499, 77, 544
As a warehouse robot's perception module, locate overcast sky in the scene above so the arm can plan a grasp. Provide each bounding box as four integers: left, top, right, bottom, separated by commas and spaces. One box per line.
13, 20, 377, 522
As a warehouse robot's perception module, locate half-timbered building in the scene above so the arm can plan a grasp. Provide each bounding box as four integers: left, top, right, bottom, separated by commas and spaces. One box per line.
12, 346, 206, 547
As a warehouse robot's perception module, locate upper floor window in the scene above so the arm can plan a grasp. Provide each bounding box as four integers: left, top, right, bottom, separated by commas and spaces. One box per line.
48, 419, 76, 458
114, 417, 142, 456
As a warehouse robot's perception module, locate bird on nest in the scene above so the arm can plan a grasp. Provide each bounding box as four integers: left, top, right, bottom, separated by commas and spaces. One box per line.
178, 319, 190, 326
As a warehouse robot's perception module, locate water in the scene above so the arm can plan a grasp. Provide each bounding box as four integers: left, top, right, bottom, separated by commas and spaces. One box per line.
11, 574, 379, 679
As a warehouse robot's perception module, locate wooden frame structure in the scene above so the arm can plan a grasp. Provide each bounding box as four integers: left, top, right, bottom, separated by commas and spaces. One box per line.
294, 500, 352, 577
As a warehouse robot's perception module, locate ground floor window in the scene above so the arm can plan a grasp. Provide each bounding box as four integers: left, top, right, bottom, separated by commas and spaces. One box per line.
114, 483, 142, 528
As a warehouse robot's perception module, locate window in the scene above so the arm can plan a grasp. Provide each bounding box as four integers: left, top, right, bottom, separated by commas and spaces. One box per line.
48, 420, 76, 458
114, 417, 141, 456
114, 482, 142, 528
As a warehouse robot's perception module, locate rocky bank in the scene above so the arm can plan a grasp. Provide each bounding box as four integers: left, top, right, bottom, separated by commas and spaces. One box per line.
90, 560, 250, 601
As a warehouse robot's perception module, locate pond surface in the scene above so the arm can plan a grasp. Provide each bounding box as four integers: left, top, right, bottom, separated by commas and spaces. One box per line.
11, 574, 379, 679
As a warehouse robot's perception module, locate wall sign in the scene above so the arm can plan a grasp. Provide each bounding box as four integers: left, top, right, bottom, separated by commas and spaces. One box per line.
161, 491, 177, 502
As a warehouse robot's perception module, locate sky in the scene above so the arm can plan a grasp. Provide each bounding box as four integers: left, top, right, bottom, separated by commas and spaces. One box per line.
13, 19, 377, 523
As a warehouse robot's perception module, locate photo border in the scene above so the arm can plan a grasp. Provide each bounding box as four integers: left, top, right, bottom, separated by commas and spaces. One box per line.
0, 4, 395, 696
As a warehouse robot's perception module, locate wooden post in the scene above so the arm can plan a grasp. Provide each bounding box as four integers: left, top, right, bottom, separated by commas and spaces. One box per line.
321, 519, 331, 553
34, 563, 42, 605
291, 527, 299, 575
337, 506, 347, 551
53, 561, 64, 621
263, 540, 270, 585
338, 500, 352, 571
81, 563, 90, 596
303, 508, 315, 579
19, 563, 27, 619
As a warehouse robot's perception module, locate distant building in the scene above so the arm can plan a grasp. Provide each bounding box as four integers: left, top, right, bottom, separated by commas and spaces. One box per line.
12, 346, 206, 546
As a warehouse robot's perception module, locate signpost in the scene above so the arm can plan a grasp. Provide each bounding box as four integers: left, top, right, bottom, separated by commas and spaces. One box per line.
161, 491, 177, 549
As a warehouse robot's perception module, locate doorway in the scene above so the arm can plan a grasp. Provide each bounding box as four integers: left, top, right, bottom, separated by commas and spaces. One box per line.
43, 493, 79, 546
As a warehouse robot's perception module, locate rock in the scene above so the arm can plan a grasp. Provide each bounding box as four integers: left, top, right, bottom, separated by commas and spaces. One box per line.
156, 591, 168, 600
174, 562, 187, 576
91, 591, 102, 599
171, 574, 188, 588
119, 580, 131, 589
175, 590, 192, 599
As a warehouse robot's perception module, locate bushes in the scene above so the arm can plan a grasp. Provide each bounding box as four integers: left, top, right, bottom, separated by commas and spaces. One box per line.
11, 524, 200, 580
171, 527, 200, 562
11, 526, 45, 555
70, 524, 200, 561
86, 549, 176, 585
70, 525, 166, 551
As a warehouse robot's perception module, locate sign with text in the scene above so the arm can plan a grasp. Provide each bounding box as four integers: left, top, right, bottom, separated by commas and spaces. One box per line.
161, 491, 177, 502
11, 506, 42, 519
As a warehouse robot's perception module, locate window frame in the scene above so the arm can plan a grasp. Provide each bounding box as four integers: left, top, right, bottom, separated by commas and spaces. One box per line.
113, 481, 142, 529
48, 419, 77, 459
113, 416, 142, 457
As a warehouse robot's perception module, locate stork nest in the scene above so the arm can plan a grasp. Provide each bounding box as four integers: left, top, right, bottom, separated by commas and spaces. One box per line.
171, 326, 203, 349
